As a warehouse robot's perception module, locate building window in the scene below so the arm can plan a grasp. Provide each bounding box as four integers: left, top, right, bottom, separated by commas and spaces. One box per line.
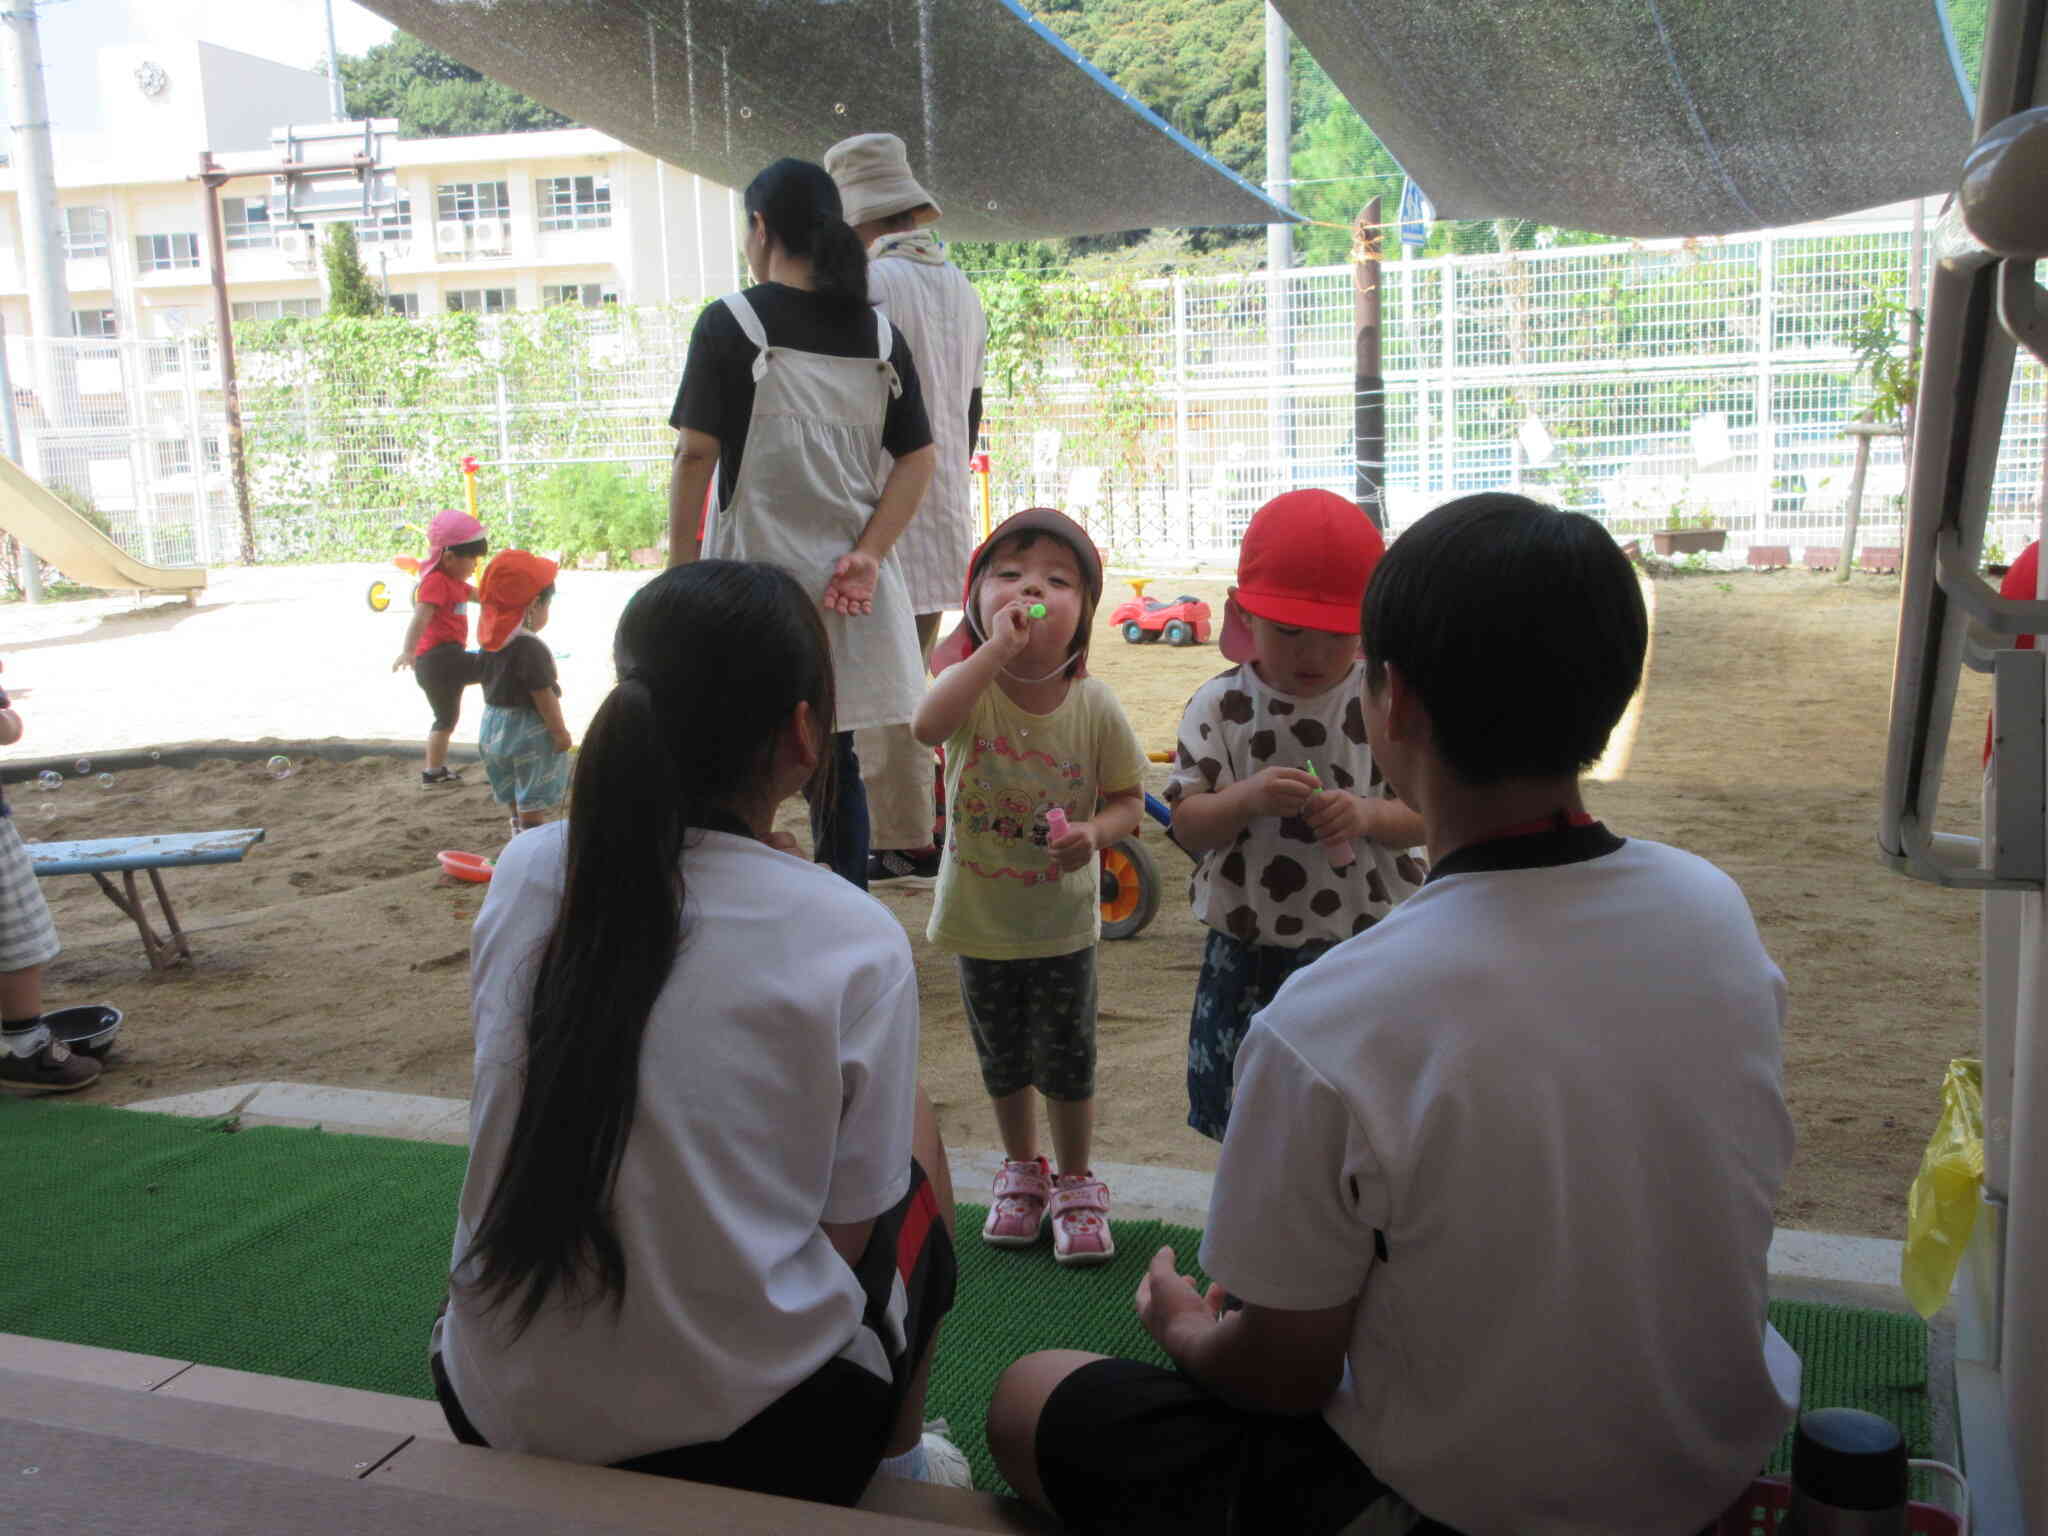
385, 291, 420, 318
541, 282, 618, 308
153, 439, 194, 479
136, 233, 202, 272
537, 175, 611, 232
230, 298, 324, 323
71, 309, 118, 338
435, 181, 510, 223
223, 196, 273, 250
358, 196, 413, 245
445, 287, 517, 315
63, 206, 110, 259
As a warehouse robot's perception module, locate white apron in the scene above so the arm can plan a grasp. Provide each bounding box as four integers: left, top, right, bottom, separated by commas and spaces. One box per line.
702, 292, 925, 733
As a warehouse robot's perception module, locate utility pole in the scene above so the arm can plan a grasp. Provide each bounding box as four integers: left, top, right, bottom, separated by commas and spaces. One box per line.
323, 0, 348, 120
1, 3, 71, 348
1264, 4, 1292, 497
0, 314, 41, 602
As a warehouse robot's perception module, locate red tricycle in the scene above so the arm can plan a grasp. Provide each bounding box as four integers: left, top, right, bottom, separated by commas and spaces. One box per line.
1108, 578, 1212, 647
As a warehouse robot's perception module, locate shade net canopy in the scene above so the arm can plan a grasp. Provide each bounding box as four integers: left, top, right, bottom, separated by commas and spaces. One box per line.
353, 0, 1292, 241
1274, 0, 1977, 236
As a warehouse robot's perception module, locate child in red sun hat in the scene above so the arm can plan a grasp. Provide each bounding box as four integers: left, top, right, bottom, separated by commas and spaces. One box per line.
1163, 490, 1426, 1141
476, 550, 571, 839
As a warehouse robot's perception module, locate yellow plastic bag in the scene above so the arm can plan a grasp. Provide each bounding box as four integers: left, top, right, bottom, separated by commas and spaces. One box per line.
1901, 1057, 1985, 1318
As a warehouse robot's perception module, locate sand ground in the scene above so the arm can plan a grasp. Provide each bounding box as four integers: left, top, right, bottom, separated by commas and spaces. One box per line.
0, 563, 1989, 1237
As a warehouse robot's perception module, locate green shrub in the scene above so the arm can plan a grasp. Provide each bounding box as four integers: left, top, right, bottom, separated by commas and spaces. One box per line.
523, 464, 665, 565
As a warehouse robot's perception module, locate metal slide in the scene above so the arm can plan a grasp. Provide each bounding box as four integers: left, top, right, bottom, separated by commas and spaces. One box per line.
0, 454, 205, 600
1877, 0, 2048, 1521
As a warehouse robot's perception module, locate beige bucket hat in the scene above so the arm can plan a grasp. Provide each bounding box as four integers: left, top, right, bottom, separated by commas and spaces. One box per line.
824, 132, 941, 227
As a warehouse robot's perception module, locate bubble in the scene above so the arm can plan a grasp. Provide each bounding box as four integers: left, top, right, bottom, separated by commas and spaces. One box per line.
96, 773, 113, 790
986, 200, 998, 211
739, 106, 752, 118
148, 750, 161, 762
38, 801, 55, 820
74, 759, 90, 776
833, 102, 846, 114
266, 755, 293, 780
36, 770, 60, 792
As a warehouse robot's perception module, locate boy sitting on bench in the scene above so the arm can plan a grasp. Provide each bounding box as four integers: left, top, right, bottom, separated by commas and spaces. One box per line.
988, 493, 1800, 1534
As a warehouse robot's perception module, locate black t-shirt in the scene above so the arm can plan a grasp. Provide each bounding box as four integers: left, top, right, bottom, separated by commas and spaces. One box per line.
480, 635, 560, 710
667, 283, 933, 511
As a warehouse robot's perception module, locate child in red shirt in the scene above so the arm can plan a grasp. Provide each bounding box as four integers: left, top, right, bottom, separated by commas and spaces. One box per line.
393, 509, 488, 786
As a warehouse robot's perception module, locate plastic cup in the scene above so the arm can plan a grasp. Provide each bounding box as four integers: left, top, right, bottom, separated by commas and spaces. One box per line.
1046, 806, 1070, 841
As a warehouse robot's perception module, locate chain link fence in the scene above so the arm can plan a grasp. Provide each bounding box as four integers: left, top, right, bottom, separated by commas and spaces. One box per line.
5, 219, 2041, 574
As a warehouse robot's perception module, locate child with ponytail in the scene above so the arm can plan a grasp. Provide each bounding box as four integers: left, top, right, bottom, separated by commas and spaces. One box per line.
433, 560, 966, 1501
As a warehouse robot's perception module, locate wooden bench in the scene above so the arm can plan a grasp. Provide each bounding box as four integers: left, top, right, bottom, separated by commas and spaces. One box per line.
28, 829, 266, 970
0, 1333, 1051, 1534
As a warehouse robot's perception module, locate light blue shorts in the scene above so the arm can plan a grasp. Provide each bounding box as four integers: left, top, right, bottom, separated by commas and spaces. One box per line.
479, 705, 570, 814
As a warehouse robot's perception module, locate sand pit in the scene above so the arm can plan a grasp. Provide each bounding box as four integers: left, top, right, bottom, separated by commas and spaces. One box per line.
11, 569, 1990, 1239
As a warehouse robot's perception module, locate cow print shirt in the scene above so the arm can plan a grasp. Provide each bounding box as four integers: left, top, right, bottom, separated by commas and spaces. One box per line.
1164, 661, 1426, 948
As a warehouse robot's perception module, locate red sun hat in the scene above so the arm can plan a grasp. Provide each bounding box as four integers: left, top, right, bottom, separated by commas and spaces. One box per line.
477, 549, 559, 652
1234, 489, 1385, 633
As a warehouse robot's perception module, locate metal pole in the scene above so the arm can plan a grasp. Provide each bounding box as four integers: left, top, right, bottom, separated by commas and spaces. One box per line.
1905, 196, 1925, 474
2, 3, 72, 347
1263, 5, 1292, 274
0, 314, 39, 602
199, 152, 257, 565
1354, 197, 1385, 529
323, 0, 347, 119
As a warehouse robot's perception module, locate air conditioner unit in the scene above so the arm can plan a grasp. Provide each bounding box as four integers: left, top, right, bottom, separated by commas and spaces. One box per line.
434, 219, 469, 256
473, 218, 511, 255
277, 228, 315, 266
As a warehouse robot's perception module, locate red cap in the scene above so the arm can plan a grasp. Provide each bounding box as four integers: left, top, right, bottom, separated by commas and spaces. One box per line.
1234, 490, 1385, 633
477, 549, 559, 651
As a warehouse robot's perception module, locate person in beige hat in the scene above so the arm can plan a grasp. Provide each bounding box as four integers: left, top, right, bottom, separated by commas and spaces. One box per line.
826, 132, 989, 888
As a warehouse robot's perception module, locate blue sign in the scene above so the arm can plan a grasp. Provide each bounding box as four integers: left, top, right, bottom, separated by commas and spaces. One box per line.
1399, 177, 1434, 253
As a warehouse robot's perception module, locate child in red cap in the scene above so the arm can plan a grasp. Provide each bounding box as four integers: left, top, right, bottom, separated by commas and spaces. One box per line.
915, 509, 1147, 1266
1164, 490, 1425, 1141
393, 509, 488, 787
476, 550, 571, 839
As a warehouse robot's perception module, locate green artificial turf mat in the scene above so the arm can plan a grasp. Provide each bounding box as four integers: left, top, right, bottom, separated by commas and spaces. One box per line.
0, 1101, 1932, 1497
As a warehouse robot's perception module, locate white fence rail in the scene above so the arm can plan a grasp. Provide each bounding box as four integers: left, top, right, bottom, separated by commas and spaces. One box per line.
4, 220, 2042, 572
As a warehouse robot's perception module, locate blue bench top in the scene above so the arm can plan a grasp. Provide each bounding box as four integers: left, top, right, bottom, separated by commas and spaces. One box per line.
28, 828, 266, 877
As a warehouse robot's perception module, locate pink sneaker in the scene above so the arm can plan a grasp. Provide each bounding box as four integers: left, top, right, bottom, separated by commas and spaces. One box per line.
1049, 1172, 1114, 1267
982, 1156, 1051, 1247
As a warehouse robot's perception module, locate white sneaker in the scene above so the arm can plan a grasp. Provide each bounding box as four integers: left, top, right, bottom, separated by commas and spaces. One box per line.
916, 1419, 973, 1488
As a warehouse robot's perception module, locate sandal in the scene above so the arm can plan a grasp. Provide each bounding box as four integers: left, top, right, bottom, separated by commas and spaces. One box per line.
1049, 1173, 1115, 1267
982, 1156, 1051, 1248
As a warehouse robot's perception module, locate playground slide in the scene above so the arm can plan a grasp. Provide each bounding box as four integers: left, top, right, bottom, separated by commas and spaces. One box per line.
0, 453, 205, 599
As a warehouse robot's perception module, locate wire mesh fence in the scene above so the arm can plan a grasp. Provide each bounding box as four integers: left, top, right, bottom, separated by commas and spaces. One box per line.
3, 218, 2041, 574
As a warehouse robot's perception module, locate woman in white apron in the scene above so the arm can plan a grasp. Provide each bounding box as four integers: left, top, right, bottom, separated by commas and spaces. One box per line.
667, 158, 935, 889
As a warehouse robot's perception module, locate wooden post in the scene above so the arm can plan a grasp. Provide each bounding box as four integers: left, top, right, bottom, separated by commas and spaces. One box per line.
1353, 196, 1385, 530
199, 151, 256, 565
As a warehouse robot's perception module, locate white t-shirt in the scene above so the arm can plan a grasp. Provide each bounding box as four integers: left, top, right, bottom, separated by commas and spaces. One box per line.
440, 822, 919, 1464
1164, 660, 1424, 947
1201, 833, 1799, 1536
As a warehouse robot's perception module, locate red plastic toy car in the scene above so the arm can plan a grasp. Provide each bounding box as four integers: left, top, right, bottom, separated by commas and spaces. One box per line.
1108, 579, 1212, 647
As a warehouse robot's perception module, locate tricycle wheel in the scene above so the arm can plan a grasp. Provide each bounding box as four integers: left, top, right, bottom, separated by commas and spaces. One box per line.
1164, 619, 1192, 646
1100, 836, 1161, 940
1121, 620, 1145, 644
366, 580, 391, 613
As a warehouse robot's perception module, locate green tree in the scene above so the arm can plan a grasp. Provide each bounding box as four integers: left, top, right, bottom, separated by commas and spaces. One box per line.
338, 32, 570, 138
322, 224, 382, 317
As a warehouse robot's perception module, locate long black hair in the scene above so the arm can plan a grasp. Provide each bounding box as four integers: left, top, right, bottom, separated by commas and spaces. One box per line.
745, 157, 869, 311
460, 560, 836, 1336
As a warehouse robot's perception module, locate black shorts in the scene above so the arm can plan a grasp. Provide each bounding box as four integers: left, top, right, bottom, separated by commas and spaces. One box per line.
431, 1158, 955, 1508
1034, 1358, 1445, 1536
413, 642, 480, 733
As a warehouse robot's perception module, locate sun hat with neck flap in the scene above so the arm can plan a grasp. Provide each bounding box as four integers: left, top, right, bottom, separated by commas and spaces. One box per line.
1219, 489, 1386, 662
477, 550, 558, 652
929, 507, 1102, 678
824, 132, 941, 229
419, 508, 485, 580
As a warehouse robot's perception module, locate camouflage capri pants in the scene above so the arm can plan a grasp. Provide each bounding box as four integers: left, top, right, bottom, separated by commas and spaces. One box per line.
957, 947, 1098, 1101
